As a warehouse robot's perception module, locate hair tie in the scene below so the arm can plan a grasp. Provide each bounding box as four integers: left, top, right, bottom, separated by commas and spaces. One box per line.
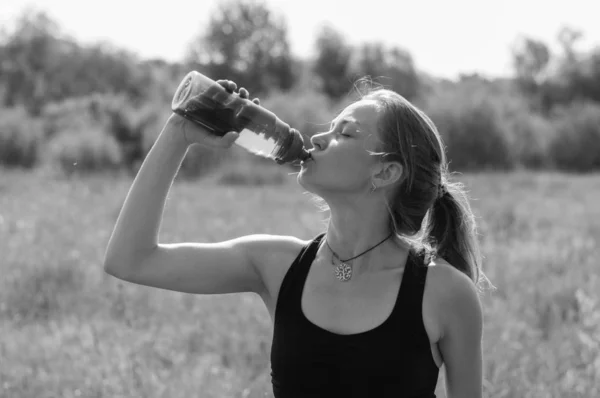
437, 183, 448, 200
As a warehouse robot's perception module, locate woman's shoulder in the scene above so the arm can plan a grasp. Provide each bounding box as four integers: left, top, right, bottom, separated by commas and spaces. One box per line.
245, 233, 310, 266
426, 258, 476, 293
248, 233, 316, 315
424, 258, 483, 331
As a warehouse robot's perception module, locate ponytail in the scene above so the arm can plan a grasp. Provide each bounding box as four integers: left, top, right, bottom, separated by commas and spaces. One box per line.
357, 86, 490, 290
426, 179, 484, 288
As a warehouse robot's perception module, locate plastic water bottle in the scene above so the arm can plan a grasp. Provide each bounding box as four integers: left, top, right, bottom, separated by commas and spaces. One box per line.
171, 71, 311, 165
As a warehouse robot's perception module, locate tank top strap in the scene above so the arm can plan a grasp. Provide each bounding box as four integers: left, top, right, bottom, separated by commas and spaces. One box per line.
395, 249, 431, 344
274, 232, 325, 318
291, 232, 325, 280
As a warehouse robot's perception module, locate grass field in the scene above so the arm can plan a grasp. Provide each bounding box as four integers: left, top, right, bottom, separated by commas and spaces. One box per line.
1, 166, 599, 398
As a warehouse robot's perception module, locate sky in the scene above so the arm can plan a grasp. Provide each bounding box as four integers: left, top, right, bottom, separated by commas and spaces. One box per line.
1, 0, 599, 79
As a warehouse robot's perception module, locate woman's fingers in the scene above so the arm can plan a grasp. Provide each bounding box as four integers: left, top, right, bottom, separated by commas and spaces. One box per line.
216, 79, 229, 91
216, 80, 237, 92
221, 131, 239, 147
239, 89, 260, 105
202, 130, 239, 148
216, 80, 258, 104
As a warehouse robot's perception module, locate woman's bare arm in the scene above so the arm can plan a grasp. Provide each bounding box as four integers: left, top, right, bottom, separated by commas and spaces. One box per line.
103, 82, 274, 296
434, 264, 484, 398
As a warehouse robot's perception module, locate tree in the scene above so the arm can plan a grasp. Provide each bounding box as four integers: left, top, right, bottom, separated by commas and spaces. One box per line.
351, 42, 420, 100
0, 9, 154, 114
557, 26, 583, 63
313, 25, 353, 99
512, 27, 600, 110
554, 27, 600, 104
512, 37, 550, 88
511, 36, 551, 110
186, 0, 296, 95
0, 10, 62, 114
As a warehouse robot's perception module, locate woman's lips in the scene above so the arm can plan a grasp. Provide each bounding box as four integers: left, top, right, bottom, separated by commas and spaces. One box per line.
301, 152, 315, 166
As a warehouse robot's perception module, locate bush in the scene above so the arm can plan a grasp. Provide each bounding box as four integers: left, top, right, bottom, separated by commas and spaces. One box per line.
41, 96, 100, 140
0, 107, 43, 168
218, 167, 286, 186
548, 102, 600, 172
42, 94, 169, 171
178, 144, 234, 180
502, 108, 556, 169
425, 94, 515, 170
217, 156, 287, 186
48, 127, 123, 174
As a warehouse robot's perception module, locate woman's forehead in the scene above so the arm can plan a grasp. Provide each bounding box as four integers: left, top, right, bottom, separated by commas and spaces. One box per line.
336, 100, 380, 130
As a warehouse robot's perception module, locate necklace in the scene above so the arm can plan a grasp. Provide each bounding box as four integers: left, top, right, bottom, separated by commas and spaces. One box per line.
324, 232, 394, 282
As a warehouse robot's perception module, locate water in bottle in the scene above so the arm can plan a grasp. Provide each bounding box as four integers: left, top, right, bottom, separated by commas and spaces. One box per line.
171, 71, 311, 165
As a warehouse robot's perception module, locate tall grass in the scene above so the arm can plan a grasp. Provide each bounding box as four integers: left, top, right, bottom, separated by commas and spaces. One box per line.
0, 169, 598, 397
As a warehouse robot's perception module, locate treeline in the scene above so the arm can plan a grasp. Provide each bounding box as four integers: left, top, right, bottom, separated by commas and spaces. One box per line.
1, 1, 599, 177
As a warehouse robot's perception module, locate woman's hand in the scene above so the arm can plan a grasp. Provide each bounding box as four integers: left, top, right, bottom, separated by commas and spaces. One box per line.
166, 80, 260, 148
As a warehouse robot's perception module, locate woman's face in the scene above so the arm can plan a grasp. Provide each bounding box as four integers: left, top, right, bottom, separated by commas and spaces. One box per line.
298, 99, 382, 195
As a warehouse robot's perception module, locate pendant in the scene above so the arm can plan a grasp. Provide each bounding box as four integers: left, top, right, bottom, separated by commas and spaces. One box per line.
334, 262, 353, 282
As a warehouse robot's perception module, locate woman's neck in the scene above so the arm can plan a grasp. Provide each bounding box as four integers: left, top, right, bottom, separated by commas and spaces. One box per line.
318, 219, 409, 278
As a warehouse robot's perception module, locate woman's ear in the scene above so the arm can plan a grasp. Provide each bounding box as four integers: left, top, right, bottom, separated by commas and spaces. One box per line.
372, 161, 403, 189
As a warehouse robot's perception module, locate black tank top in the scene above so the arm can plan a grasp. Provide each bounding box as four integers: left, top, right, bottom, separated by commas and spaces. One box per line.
270, 232, 440, 398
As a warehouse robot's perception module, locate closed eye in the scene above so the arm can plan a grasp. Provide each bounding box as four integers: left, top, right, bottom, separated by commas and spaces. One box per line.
330, 118, 355, 131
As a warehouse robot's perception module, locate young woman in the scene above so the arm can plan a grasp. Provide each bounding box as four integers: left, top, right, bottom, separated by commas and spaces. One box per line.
104, 79, 486, 398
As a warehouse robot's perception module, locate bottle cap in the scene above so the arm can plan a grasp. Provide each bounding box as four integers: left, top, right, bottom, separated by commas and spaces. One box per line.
172, 71, 197, 111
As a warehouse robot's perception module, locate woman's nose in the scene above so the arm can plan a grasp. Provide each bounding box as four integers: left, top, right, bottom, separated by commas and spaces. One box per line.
310, 133, 326, 151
